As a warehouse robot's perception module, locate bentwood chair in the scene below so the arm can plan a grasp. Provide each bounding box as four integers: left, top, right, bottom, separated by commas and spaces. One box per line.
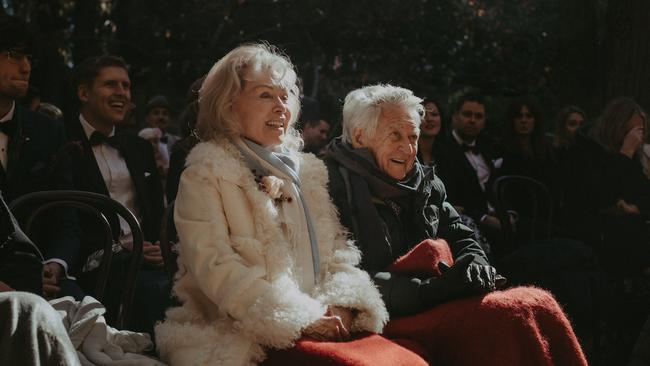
9, 190, 144, 329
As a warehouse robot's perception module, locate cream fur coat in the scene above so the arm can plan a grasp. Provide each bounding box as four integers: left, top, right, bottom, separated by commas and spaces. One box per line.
155, 138, 388, 365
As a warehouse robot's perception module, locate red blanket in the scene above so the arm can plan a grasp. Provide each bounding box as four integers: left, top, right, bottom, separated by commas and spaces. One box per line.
264, 239, 588, 365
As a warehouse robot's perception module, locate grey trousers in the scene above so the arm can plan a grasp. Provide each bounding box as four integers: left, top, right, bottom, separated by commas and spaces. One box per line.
0, 292, 80, 366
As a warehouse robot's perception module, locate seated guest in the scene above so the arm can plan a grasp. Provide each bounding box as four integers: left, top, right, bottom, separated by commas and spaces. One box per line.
65, 55, 168, 334
155, 44, 388, 365
0, 190, 79, 365
416, 98, 444, 166
553, 105, 586, 152
143, 95, 180, 151
301, 118, 331, 155
0, 14, 79, 300
324, 84, 588, 365
435, 93, 506, 255
498, 97, 556, 188
589, 97, 650, 274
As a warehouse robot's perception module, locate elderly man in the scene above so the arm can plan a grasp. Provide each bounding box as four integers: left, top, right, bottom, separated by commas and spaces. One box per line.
323, 84, 587, 366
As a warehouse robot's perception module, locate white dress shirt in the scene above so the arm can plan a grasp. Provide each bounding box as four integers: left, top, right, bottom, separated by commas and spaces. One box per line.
79, 114, 141, 250
452, 130, 491, 191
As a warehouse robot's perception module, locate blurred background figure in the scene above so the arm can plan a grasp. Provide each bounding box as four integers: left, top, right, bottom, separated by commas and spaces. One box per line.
143, 95, 179, 151
417, 98, 444, 166
553, 105, 586, 151
301, 118, 330, 155
498, 97, 556, 188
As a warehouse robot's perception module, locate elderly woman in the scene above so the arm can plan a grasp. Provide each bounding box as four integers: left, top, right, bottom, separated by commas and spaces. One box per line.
154, 44, 389, 365
324, 84, 588, 365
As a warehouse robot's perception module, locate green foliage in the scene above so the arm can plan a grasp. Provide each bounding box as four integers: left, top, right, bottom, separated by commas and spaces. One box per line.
6, 0, 572, 126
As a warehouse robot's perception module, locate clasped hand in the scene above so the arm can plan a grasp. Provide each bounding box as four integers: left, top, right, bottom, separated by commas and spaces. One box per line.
420, 255, 506, 306
303, 306, 354, 342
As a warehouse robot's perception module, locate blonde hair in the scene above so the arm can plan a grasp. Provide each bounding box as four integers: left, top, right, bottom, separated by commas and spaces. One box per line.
196, 43, 302, 150
342, 84, 423, 144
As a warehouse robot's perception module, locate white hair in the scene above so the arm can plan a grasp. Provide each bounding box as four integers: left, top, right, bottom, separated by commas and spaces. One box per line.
197, 43, 303, 151
341, 84, 424, 144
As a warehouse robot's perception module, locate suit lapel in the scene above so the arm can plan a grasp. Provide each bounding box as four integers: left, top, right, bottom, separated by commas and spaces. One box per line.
70, 120, 110, 196
117, 132, 150, 233
6, 107, 27, 186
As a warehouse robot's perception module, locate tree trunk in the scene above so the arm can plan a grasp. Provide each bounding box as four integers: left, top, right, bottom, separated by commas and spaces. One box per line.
600, 0, 650, 109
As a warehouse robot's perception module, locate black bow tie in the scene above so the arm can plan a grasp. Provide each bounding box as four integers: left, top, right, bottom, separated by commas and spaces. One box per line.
0, 119, 18, 137
160, 135, 168, 144
89, 131, 121, 151
461, 143, 480, 154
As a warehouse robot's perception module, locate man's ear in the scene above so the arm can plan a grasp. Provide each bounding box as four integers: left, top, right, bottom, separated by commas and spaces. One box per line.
351, 128, 366, 148
77, 85, 88, 103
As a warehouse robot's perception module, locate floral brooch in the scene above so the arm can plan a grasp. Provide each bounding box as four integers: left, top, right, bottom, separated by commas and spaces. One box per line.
253, 171, 293, 205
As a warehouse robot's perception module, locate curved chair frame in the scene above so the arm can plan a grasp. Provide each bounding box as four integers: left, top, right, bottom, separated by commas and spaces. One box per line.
9, 190, 144, 329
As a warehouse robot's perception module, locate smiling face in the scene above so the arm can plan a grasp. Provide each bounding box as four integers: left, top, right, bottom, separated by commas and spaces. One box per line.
421, 101, 442, 138
231, 70, 292, 147
513, 105, 535, 136
78, 66, 131, 131
0, 49, 31, 101
352, 103, 419, 180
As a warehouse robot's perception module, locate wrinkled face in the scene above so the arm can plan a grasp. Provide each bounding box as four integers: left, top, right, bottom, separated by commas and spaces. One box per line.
0, 49, 31, 101
145, 107, 170, 129
564, 112, 584, 138
353, 103, 419, 180
302, 120, 330, 150
232, 70, 292, 147
421, 101, 441, 138
452, 101, 485, 141
78, 66, 131, 127
513, 105, 535, 136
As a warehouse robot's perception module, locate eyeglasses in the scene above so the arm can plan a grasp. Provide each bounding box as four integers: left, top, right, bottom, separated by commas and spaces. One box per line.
4, 49, 33, 65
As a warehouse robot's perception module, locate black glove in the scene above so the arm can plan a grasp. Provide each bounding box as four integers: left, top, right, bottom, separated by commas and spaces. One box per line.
419, 255, 504, 307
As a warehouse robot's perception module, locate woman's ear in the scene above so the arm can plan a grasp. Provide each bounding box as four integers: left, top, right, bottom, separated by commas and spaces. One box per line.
351, 128, 365, 148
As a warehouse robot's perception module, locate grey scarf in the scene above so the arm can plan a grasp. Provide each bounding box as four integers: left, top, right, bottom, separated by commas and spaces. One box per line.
234, 138, 321, 284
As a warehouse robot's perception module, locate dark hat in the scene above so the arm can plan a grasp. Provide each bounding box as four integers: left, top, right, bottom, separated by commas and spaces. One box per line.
145, 95, 170, 114
0, 15, 34, 53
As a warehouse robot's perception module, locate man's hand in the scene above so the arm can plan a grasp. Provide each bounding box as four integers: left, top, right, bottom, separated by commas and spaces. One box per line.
420, 256, 505, 306
42, 262, 63, 299
303, 307, 351, 342
620, 126, 644, 158
142, 241, 164, 267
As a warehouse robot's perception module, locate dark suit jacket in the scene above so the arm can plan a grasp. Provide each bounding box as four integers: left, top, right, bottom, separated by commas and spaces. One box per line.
1, 105, 79, 267
64, 118, 164, 276
435, 133, 499, 222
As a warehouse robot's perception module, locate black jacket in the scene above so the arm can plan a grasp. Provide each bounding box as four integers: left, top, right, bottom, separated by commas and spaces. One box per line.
325, 158, 488, 317
435, 134, 499, 221
64, 118, 164, 276
1, 105, 79, 268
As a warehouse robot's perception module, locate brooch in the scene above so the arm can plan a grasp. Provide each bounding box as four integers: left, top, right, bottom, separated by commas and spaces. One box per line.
253, 171, 292, 205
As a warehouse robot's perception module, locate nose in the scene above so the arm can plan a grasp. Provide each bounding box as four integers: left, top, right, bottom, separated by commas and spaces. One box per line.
273, 97, 288, 114
18, 57, 31, 74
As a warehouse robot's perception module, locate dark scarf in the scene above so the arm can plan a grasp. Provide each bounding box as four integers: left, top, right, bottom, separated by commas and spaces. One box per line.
325, 138, 435, 270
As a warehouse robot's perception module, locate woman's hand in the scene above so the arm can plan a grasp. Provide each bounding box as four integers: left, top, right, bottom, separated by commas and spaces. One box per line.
620, 126, 644, 158
303, 307, 352, 342
328, 306, 355, 334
